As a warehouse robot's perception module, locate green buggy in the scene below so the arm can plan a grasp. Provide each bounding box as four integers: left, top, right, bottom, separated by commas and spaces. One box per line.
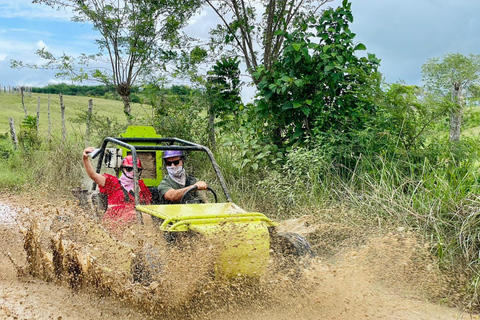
86, 126, 314, 282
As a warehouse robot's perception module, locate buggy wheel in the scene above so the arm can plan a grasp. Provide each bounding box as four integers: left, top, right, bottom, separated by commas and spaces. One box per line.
270, 231, 315, 278
131, 244, 164, 285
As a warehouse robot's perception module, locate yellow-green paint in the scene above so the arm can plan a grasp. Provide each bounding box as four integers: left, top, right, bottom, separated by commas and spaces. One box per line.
119, 126, 163, 187
195, 221, 270, 278
136, 203, 276, 279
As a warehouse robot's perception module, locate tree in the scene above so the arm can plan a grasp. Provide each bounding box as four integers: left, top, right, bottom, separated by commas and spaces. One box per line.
11, 0, 201, 119
421, 53, 480, 142
205, 57, 242, 149
379, 83, 446, 152
205, 0, 334, 83
253, 0, 381, 147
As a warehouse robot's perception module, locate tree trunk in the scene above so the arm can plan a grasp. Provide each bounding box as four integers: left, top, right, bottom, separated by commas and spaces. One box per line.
121, 95, 132, 124
449, 83, 463, 142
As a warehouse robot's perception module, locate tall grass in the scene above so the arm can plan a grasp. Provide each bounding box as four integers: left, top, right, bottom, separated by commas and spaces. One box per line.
238, 144, 480, 309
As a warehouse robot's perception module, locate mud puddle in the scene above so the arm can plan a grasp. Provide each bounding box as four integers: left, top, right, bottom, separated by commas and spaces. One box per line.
0, 195, 476, 320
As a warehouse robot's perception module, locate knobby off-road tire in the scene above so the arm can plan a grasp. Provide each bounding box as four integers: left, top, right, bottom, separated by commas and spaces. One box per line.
131, 244, 164, 285
270, 231, 315, 278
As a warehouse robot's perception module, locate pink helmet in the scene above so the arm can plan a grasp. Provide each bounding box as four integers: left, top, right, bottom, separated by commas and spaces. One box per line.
121, 155, 143, 169
163, 150, 184, 159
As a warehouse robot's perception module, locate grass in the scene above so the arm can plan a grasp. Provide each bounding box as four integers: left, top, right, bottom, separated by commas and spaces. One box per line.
0, 91, 153, 137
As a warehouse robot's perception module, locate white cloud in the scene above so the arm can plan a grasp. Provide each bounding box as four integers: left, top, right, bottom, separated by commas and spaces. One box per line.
36, 40, 48, 50
0, 0, 73, 21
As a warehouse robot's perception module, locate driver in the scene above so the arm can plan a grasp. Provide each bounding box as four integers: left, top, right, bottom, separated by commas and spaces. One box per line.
83, 147, 152, 229
157, 150, 207, 203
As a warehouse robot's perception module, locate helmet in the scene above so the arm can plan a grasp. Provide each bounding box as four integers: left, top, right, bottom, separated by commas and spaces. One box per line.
163, 150, 184, 159
121, 155, 143, 169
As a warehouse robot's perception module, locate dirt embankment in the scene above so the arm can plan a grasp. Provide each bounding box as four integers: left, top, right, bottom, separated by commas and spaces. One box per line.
0, 192, 477, 320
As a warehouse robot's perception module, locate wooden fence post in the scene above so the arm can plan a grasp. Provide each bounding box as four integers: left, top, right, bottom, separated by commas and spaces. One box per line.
48, 94, 51, 140
85, 99, 93, 146
60, 94, 66, 142
21, 86, 27, 117
9, 118, 18, 149
36, 96, 40, 132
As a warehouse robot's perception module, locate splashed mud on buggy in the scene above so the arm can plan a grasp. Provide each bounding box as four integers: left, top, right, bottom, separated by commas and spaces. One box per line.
20, 204, 315, 316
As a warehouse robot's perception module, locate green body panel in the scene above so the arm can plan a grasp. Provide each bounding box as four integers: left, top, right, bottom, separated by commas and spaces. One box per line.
136, 203, 276, 278
119, 126, 163, 187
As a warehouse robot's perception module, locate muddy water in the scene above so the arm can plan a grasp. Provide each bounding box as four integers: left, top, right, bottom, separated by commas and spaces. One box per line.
0, 195, 476, 320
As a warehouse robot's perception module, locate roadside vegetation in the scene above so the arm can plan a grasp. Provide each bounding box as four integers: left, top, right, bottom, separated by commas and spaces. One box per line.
3, 0, 480, 313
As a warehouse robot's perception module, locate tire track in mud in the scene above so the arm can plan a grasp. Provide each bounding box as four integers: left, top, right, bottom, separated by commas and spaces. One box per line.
0, 195, 475, 320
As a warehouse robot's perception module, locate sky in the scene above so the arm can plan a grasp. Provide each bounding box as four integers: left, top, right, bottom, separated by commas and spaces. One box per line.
1, 0, 479, 102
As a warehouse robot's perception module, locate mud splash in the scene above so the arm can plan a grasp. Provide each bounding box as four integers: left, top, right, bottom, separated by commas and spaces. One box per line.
0, 194, 476, 320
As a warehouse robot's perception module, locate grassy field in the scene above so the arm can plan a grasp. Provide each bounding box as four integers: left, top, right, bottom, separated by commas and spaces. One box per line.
0, 91, 153, 137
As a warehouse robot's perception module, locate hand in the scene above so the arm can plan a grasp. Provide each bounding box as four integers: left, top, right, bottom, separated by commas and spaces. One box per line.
83, 147, 95, 159
195, 181, 208, 190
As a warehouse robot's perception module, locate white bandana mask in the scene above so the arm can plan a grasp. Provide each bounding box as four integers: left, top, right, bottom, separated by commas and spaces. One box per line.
119, 171, 134, 191
167, 166, 186, 186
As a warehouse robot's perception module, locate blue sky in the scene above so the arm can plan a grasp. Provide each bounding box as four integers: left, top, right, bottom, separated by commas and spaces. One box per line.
1, 0, 480, 102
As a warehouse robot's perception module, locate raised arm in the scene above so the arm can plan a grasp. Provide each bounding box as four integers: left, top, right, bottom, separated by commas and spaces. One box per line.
82, 147, 106, 187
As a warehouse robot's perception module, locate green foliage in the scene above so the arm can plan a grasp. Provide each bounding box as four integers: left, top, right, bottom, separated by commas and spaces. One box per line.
221, 125, 285, 172
32, 84, 118, 97
145, 86, 207, 142
0, 138, 27, 189
375, 83, 448, 152
253, 0, 381, 148
19, 115, 41, 152
206, 57, 242, 120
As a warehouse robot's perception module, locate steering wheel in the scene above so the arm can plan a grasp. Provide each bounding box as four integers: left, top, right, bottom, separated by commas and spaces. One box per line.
180, 185, 218, 204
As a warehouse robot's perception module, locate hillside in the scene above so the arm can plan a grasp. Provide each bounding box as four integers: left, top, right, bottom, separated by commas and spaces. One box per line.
0, 92, 152, 136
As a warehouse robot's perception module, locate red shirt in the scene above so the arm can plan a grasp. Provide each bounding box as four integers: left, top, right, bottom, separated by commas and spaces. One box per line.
99, 173, 152, 227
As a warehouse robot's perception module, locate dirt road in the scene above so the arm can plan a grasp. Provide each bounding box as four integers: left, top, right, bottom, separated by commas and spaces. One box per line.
0, 195, 476, 320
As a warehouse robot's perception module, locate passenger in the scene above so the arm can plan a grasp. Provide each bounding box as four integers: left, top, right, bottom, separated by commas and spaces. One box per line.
157, 150, 207, 203
82, 147, 152, 230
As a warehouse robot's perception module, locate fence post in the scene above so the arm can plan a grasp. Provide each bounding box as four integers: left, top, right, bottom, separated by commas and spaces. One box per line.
21, 86, 27, 117
9, 118, 18, 149
36, 96, 40, 132
85, 99, 93, 146
60, 94, 66, 142
48, 94, 51, 140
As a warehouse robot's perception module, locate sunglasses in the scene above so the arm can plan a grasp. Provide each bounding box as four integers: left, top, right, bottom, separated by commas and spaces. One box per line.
165, 159, 181, 166
123, 167, 142, 172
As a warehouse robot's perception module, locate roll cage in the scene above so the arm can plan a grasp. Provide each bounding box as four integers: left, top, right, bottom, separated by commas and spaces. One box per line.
91, 136, 232, 224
